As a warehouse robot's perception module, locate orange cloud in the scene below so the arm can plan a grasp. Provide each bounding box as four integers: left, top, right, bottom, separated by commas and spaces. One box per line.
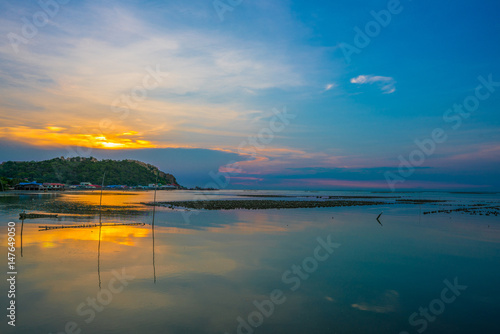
0, 126, 157, 149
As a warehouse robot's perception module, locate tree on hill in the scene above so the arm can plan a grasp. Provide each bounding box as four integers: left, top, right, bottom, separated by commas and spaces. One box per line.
0, 157, 179, 186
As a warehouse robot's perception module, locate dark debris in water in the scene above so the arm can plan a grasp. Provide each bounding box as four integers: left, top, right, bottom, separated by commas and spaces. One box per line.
146, 199, 392, 210
423, 205, 500, 216
236, 194, 401, 199
396, 199, 448, 204
5, 200, 147, 216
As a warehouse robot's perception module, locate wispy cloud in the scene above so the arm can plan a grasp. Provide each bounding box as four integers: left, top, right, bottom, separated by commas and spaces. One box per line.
0, 3, 311, 151
0, 0, 498, 190
350, 75, 396, 94
351, 290, 399, 314
322, 83, 336, 92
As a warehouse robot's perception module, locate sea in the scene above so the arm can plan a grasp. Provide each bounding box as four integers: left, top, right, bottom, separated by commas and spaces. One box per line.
0, 190, 499, 334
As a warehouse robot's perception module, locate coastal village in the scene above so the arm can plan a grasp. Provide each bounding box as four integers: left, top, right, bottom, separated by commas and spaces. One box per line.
12, 181, 179, 191
0, 157, 184, 191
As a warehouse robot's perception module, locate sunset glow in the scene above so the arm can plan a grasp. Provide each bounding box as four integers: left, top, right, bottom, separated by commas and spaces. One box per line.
0, 0, 499, 189
0, 127, 157, 149
1, 2, 499, 333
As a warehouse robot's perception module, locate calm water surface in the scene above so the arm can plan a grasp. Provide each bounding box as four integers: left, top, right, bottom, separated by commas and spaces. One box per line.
0, 190, 499, 334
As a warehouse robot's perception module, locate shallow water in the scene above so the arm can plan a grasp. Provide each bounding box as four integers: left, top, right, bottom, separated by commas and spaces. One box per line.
1, 190, 499, 334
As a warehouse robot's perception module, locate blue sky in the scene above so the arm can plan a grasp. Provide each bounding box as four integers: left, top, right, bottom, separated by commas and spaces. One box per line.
0, 0, 499, 189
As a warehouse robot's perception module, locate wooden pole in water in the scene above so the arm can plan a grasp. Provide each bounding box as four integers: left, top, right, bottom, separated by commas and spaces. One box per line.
152, 171, 158, 226
99, 172, 106, 224
376, 212, 383, 226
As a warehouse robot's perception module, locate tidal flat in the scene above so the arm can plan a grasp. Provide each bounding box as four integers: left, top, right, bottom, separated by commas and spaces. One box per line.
147, 199, 391, 210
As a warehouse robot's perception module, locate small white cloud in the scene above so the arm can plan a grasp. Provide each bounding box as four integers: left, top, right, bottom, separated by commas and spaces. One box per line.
350, 75, 396, 94
321, 83, 336, 93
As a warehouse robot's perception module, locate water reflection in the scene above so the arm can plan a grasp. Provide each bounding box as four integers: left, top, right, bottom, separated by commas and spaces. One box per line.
98, 173, 106, 290
152, 220, 156, 284
98, 221, 102, 289
20, 218, 24, 257
152, 175, 158, 284
376, 212, 383, 226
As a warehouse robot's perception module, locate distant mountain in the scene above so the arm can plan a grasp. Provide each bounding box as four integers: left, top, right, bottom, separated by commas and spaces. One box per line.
0, 157, 179, 186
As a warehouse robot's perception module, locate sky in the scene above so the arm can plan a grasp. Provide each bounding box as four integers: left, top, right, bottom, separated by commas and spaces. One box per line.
0, 0, 499, 190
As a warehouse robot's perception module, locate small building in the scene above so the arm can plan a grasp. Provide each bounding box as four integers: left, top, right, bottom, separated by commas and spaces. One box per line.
79, 182, 101, 189
15, 182, 46, 191
43, 183, 66, 190
106, 185, 128, 190
160, 184, 177, 190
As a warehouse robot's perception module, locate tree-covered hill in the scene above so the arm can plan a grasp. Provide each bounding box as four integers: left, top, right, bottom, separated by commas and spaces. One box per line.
0, 157, 179, 186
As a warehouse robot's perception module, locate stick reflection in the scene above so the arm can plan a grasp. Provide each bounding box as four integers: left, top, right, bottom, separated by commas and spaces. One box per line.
98, 172, 106, 290
20, 218, 24, 257
152, 172, 158, 284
